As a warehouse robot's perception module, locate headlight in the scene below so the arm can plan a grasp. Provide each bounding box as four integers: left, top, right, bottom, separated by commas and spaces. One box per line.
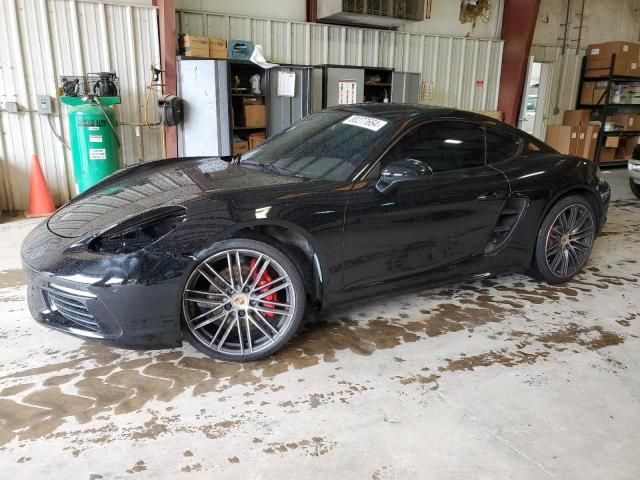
89, 206, 186, 254
629, 162, 640, 172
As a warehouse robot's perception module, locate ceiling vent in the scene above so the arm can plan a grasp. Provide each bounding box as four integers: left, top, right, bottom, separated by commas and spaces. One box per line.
318, 0, 426, 28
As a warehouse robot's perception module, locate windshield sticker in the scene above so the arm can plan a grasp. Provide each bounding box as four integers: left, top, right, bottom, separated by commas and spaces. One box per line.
342, 115, 388, 132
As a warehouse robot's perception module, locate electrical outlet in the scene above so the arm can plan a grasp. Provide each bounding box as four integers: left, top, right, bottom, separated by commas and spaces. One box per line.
5, 101, 18, 113
37, 95, 53, 115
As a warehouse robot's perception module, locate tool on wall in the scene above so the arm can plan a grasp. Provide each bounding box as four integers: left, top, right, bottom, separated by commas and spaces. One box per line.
459, 0, 491, 25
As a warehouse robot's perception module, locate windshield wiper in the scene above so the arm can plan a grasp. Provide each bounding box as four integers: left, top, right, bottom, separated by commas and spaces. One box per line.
241, 160, 295, 177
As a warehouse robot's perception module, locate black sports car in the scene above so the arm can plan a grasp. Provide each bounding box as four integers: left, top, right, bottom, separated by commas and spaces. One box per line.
22, 105, 611, 362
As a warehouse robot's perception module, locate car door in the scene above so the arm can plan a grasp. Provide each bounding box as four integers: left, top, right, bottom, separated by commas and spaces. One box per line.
342, 120, 510, 290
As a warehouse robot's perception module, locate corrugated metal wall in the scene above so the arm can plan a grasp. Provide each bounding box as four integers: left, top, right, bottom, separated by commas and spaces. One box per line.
176, 11, 504, 111
0, 0, 162, 212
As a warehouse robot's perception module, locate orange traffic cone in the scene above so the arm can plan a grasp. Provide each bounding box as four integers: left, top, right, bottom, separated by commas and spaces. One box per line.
26, 154, 56, 217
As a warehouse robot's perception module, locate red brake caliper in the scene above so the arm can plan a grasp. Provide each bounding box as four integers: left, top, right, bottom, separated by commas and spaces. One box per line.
250, 259, 277, 318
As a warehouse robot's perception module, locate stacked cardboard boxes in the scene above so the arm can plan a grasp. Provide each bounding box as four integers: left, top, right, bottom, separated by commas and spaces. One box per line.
232, 140, 249, 156
580, 81, 609, 105
607, 113, 640, 132
545, 110, 600, 160
585, 41, 640, 78
233, 97, 266, 128
179, 35, 228, 59
248, 132, 266, 149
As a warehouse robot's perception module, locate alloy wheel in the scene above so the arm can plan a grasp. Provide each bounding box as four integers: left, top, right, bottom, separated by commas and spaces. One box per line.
544, 204, 595, 278
183, 249, 296, 357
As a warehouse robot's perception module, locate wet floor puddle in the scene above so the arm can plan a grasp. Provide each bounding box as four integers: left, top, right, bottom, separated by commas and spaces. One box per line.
0, 269, 634, 448
0, 199, 637, 448
0, 269, 26, 289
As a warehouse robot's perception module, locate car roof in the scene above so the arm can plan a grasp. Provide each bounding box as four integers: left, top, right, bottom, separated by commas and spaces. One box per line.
328, 103, 553, 153
328, 103, 496, 124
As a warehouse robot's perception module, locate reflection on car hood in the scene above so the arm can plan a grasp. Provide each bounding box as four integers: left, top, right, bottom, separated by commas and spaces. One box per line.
47, 157, 304, 238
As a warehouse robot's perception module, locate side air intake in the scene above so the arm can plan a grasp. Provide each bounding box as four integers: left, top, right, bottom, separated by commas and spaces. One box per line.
484, 198, 528, 255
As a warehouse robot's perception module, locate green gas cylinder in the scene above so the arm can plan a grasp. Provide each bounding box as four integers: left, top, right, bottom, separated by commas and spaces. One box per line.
60, 96, 120, 194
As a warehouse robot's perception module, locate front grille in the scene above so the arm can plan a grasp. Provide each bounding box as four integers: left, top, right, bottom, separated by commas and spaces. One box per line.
46, 288, 100, 333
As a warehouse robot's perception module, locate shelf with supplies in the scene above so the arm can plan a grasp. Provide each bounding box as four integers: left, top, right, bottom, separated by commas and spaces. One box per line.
602, 130, 640, 136
575, 49, 640, 166
228, 60, 269, 155
577, 103, 640, 110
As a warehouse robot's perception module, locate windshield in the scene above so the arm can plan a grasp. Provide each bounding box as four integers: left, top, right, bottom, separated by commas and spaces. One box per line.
240, 110, 392, 181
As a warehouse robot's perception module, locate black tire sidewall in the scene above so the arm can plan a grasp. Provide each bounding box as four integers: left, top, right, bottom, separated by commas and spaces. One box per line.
181, 238, 306, 362
630, 178, 640, 199
534, 195, 596, 284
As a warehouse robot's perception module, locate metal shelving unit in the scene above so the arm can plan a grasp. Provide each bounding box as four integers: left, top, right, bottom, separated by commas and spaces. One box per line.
576, 53, 640, 166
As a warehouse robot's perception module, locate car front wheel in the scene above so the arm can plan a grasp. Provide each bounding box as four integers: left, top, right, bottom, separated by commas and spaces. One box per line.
182, 238, 306, 362
532, 195, 596, 284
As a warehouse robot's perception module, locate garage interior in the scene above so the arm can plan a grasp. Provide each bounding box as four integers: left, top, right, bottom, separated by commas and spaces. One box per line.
1, 0, 640, 478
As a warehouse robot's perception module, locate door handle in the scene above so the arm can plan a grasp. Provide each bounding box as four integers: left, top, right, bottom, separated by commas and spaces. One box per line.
477, 191, 504, 201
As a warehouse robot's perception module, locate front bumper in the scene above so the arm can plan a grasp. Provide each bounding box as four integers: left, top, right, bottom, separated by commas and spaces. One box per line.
21, 220, 189, 349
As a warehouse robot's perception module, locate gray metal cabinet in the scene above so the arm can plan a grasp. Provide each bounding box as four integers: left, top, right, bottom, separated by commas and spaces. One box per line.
268, 66, 313, 135
391, 72, 421, 104
177, 59, 231, 157
324, 67, 365, 108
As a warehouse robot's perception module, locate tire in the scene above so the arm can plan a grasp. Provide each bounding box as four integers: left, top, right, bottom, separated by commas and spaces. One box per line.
182, 238, 306, 362
630, 178, 640, 199
532, 195, 597, 284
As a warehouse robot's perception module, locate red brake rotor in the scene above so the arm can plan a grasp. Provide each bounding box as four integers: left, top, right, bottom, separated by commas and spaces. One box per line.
250, 258, 278, 318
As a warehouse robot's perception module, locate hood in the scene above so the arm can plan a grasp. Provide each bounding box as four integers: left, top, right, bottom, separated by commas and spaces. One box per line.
48, 157, 304, 238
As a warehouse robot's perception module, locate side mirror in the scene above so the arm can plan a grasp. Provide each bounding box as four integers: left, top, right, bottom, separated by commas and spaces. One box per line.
375, 159, 431, 194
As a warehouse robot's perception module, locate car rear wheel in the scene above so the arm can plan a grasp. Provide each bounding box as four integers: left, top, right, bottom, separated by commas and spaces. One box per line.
630, 178, 640, 199
532, 195, 596, 284
182, 238, 306, 362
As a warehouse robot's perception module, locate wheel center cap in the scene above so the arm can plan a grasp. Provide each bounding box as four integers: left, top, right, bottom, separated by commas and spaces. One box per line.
560, 234, 570, 246
231, 293, 248, 308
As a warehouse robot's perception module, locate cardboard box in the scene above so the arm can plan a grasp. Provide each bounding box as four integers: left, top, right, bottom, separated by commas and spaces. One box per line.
605, 136, 620, 148
179, 34, 209, 57
592, 81, 609, 104
545, 125, 573, 154
569, 127, 581, 156
580, 82, 595, 105
608, 114, 640, 132
242, 105, 266, 128
209, 37, 227, 59
577, 125, 600, 160
233, 140, 249, 156
476, 111, 504, 121
616, 136, 639, 160
599, 147, 617, 163
585, 41, 640, 78
248, 132, 266, 149
562, 109, 591, 126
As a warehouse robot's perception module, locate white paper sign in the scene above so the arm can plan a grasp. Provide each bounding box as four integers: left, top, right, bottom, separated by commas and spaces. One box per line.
342, 115, 388, 132
89, 148, 107, 160
338, 80, 357, 105
89, 134, 103, 143
277, 71, 296, 97
421, 80, 433, 101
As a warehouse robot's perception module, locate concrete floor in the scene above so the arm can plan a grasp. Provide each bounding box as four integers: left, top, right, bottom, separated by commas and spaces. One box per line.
0, 168, 638, 479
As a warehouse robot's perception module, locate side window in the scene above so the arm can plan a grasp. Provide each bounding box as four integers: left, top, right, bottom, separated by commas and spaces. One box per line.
485, 128, 522, 163
383, 121, 486, 173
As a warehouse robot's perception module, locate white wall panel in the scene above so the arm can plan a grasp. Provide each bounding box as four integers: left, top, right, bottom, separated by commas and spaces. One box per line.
0, 0, 162, 213
177, 11, 503, 116
531, 45, 584, 126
